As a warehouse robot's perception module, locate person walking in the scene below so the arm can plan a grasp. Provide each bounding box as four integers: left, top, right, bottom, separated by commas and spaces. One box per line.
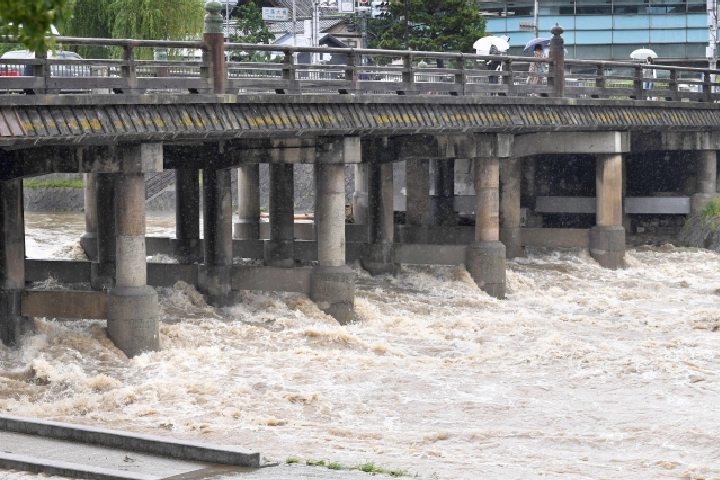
643, 56, 657, 100
487, 44, 502, 85
526, 43, 546, 86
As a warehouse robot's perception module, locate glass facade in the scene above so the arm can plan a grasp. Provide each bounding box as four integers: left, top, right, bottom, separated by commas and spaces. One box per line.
481, 0, 711, 60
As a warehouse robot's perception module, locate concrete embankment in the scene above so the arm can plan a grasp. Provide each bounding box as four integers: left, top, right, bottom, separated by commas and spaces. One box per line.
0, 414, 260, 479
24, 167, 356, 213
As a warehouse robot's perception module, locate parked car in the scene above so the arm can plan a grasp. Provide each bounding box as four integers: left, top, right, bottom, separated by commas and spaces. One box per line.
0, 50, 91, 77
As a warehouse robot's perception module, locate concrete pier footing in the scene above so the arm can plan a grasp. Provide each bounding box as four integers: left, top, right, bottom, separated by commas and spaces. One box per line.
310, 265, 355, 323
467, 157, 506, 298
106, 173, 159, 357
593, 154, 625, 269
312, 161, 355, 322
200, 167, 234, 307
589, 226, 625, 270
466, 241, 507, 299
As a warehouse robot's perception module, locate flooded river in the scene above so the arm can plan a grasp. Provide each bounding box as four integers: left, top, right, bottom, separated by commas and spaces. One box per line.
1, 212, 720, 479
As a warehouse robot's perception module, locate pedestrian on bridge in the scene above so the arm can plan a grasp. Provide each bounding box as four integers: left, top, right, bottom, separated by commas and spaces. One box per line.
527, 43, 547, 87
643, 57, 657, 100
487, 44, 502, 85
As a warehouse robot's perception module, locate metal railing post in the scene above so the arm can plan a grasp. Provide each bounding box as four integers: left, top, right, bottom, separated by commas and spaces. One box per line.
549, 23, 564, 98
204, 1, 226, 94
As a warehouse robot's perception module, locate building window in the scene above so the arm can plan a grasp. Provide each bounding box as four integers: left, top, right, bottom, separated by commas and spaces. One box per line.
505, 2, 534, 16
575, 0, 612, 14
648, 0, 687, 13
613, 0, 649, 14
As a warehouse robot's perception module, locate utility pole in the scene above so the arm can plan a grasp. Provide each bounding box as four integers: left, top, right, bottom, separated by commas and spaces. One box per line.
533, 0, 539, 39
225, 0, 230, 40
293, 0, 297, 47
708, 0, 717, 90
404, 0, 409, 49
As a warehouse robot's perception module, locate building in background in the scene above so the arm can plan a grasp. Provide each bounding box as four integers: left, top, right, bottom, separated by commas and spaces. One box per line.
479, 0, 710, 64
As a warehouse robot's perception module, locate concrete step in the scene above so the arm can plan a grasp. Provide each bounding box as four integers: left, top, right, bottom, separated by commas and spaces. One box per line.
0, 414, 261, 479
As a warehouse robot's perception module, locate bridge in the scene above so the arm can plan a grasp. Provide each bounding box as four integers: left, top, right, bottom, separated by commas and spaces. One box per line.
1, 3, 719, 358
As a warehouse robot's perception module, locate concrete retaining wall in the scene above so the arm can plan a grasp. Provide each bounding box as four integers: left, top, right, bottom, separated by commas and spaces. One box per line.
55, 166, 357, 213
24, 187, 84, 212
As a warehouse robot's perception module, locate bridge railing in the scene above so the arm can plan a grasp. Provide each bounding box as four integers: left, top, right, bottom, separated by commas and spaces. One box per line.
1, 36, 719, 102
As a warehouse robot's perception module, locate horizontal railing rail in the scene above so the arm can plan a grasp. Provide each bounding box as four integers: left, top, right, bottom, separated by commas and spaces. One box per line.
0, 36, 719, 101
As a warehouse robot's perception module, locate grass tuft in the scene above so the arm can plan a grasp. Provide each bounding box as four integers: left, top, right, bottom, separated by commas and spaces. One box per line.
327, 462, 343, 470
23, 179, 84, 189
305, 459, 325, 467
286, 456, 301, 464
703, 197, 720, 220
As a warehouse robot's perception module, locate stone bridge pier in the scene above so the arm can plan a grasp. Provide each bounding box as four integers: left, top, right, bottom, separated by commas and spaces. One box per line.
8, 127, 720, 355
0, 143, 163, 356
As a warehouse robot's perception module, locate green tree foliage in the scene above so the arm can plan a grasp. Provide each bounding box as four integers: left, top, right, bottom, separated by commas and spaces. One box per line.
0, 0, 68, 52
106, 0, 205, 41
377, 0, 486, 53
64, 0, 112, 58
62, 0, 205, 58
229, 2, 275, 62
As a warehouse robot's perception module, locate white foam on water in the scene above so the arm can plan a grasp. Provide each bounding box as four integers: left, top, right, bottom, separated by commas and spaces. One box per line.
1, 214, 720, 479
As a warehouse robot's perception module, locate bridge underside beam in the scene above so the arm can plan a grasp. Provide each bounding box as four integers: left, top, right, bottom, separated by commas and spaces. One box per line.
0, 145, 163, 181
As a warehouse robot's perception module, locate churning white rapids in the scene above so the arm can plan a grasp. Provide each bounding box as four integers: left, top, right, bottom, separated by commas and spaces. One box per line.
1, 213, 720, 479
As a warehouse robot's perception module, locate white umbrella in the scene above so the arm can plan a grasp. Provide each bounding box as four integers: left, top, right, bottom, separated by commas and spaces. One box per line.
630, 48, 657, 60
473, 36, 510, 55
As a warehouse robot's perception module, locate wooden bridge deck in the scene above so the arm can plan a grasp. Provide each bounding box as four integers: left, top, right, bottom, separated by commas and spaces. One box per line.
0, 94, 718, 148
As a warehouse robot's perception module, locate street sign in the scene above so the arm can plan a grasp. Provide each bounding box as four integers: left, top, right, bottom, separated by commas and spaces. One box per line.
262, 7, 289, 21
339, 0, 355, 13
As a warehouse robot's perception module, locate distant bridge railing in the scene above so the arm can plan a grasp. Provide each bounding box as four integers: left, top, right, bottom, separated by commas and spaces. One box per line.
1, 36, 719, 102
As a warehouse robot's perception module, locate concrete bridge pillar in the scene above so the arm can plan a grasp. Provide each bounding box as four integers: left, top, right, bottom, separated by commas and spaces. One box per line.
500, 158, 524, 259
432, 159, 456, 227
199, 167, 233, 307
175, 168, 201, 264
92, 173, 117, 290
234, 164, 260, 240
466, 157, 506, 299
403, 159, 430, 243
266, 164, 295, 267
81, 173, 98, 261
691, 150, 718, 214
312, 138, 356, 323
107, 172, 160, 357
353, 164, 369, 225
362, 161, 397, 275
591, 154, 625, 269
0, 179, 31, 345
